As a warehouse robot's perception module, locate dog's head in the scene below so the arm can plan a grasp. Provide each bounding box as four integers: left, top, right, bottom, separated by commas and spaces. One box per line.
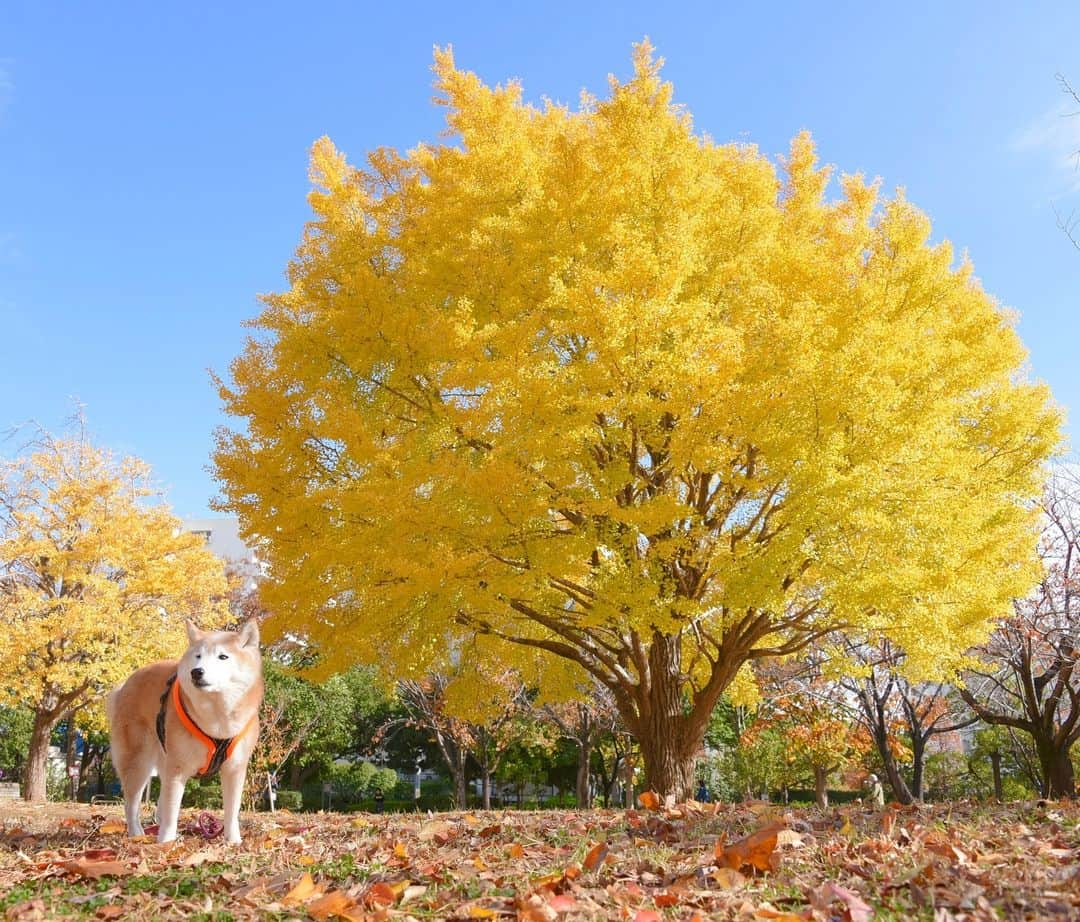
178, 620, 262, 695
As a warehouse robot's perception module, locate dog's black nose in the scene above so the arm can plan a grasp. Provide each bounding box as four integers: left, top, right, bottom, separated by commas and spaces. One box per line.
191, 667, 205, 681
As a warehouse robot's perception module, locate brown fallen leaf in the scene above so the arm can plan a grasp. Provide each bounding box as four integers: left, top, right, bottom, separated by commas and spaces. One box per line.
517, 893, 557, 922
711, 867, 747, 889
548, 893, 577, 913
98, 820, 126, 835
715, 822, 784, 873
364, 880, 410, 907
810, 882, 873, 922
4, 899, 47, 921
58, 858, 129, 879
281, 871, 317, 906
583, 841, 609, 871
308, 889, 362, 921
752, 907, 807, 921
94, 906, 124, 920
637, 790, 660, 811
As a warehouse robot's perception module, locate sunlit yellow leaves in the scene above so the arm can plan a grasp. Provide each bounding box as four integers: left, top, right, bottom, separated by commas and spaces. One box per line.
214, 40, 1060, 714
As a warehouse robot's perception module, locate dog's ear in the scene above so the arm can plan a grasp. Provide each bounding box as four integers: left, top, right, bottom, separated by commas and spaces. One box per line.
238, 619, 260, 649
185, 619, 203, 643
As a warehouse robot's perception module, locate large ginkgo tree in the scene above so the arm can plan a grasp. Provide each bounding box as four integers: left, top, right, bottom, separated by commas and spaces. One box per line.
213, 43, 1060, 800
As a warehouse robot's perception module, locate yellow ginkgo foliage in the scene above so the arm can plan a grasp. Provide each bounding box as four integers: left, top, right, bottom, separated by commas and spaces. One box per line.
213, 42, 1060, 800
0, 425, 229, 801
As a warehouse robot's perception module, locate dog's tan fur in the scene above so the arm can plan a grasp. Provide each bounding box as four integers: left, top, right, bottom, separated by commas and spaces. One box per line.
106, 620, 263, 844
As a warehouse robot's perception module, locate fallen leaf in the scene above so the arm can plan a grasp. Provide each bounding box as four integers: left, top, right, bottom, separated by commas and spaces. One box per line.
548, 893, 577, 913
58, 858, 129, 879
364, 881, 400, 907
282, 872, 317, 906
4, 900, 47, 921
583, 841, 609, 871
811, 882, 873, 922
711, 867, 747, 889
633, 911, 661, 922
98, 820, 126, 835
308, 890, 361, 921
517, 893, 557, 922
401, 884, 428, 905
637, 790, 660, 811
715, 822, 784, 873
94, 907, 123, 920
753, 908, 806, 921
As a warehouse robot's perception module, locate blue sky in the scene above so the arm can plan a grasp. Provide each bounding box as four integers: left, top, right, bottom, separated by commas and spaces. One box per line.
1, 1, 1078, 517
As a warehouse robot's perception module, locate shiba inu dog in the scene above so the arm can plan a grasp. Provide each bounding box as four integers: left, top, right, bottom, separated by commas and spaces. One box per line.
106, 619, 263, 844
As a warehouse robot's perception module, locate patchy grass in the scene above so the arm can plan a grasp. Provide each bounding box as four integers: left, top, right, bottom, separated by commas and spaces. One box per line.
1, 799, 1077, 920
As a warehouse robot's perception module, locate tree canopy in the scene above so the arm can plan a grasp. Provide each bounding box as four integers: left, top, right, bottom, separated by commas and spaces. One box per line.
213, 42, 1061, 798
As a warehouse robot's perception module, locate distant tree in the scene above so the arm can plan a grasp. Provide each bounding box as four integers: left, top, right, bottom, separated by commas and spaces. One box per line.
213, 42, 1060, 801
0, 423, 229, 801
837, 640, 973, 804
0, 705, 32, 786
397, 674, 471, 808
960, 468, 1080, 798
541, 677, 623, 807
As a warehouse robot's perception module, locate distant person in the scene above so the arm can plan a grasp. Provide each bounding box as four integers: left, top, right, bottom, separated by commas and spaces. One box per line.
865, 774, 885, 806
696, 780, 710, 803
373, 788, 385, 814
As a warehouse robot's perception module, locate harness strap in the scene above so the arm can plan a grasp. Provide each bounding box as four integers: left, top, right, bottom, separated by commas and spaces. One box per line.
155, 673, 257, 778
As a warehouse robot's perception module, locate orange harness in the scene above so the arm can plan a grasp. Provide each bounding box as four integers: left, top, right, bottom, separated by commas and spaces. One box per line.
155, 674, 257, 777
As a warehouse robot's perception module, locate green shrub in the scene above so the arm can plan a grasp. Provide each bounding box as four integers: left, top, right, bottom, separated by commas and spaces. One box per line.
184, 780, 222, 809
275, 789, 303, 811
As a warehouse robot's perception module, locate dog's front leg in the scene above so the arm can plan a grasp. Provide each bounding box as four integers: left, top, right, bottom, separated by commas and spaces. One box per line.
220, 762, 246, 844
155, 769, 187, 843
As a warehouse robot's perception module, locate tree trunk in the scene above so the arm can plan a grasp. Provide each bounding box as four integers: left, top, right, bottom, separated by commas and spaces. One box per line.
636, 732, 696, 804
451, 749, 468, 808
628, 632, 705, 803
910, 734, 926, 802
65, 713, 78, 801
481, 771, 492, 810
24, 709, 58, 803
576, 740, 592, 808
1038, 740, 1076, 798
989, 750, 1003, 802
813, 765, 829, 809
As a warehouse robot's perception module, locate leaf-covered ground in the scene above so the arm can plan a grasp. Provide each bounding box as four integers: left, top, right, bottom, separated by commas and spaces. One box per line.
1, 799, 1077, 921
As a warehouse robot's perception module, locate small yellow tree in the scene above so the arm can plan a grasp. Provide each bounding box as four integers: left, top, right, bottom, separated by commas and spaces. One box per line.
0, 425, 229, 801
213, 43, 1061, 800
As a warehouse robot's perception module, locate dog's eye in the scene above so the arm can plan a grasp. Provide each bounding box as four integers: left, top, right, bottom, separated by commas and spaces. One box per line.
218, 654, 229, 660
